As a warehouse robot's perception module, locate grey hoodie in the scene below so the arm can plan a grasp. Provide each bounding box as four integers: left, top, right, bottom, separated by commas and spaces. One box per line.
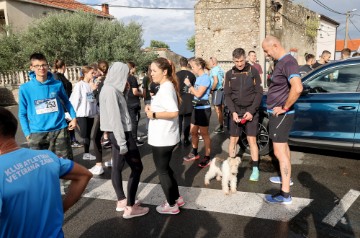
99, 62, 132, 154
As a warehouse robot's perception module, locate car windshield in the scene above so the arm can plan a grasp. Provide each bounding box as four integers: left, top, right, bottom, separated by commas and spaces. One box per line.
303, 64, 360, 93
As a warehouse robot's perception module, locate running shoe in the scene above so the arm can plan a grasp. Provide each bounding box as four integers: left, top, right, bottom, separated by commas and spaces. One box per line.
116, 199, 140, 212
214, 125, 224, 134
265, 193, 292, 204
249, 167, 259, 181
83, 153, 96, 161
123, 205, 149, 219
136, 140, 144, 147
176, 196, 185, 207
89, 165, 104, 175
183, 153, 200, 162
156, 202, 180, 215
71, 141, 83, 148
104, 160, 113, 167
198, 157, 211, 168
269, 176, 294, 186
183, 139, 191, 146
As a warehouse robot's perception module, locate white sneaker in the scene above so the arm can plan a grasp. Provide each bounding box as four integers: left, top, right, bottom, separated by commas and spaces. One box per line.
83, 153, 96, 161
104, 160, 113, 167
89, 165, 104, 175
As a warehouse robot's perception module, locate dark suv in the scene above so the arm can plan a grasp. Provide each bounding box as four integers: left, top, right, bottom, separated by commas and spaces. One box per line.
240, 57, 360, 155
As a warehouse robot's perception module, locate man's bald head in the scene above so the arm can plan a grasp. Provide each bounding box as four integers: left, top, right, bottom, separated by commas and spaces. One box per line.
262, 35, 286, 60
210, 57, 218, 67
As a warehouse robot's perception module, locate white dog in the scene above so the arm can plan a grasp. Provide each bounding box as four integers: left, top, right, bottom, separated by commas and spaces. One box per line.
204, 156, 241, 195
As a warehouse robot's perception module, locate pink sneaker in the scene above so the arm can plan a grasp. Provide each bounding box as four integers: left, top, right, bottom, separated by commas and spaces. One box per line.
123, 205, 149, 219
116, 199, 140, 212
176, 196, 185, 207
156, 202, 180, 215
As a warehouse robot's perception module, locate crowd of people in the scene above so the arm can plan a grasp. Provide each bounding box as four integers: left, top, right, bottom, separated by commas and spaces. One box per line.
1, 34, 358, 236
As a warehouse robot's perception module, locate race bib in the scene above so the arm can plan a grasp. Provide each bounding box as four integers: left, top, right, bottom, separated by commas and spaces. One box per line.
35, 98, 59, 114
86, 92, 95, 102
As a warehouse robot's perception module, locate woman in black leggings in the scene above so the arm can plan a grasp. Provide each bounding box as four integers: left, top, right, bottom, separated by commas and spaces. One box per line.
146, 58, 185, 215
99, 62, 148, 219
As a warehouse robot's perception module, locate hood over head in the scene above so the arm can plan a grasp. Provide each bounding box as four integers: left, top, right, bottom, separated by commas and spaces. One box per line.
104, 62, 129, 92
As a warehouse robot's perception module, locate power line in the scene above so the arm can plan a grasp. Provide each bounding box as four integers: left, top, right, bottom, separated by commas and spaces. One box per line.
349, 19, 360, 33
312, 0, 346, 15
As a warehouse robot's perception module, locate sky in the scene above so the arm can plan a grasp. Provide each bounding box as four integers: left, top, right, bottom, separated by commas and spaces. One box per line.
79, 0, 360, 58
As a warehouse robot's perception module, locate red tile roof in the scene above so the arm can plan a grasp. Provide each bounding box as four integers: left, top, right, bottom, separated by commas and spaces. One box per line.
32, 0, 113, 18
336, 39, 360, 51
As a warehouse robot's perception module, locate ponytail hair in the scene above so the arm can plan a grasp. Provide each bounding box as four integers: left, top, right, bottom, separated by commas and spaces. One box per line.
53, 59, 65, 73
80, 66, 93, 81
192, 57, 210, 70
152, 57, 182, 106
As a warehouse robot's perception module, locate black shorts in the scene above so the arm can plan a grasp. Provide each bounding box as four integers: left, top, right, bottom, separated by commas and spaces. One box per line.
229, 112, 259, 137
191, 108, 211, 127
269, 113, 294, 143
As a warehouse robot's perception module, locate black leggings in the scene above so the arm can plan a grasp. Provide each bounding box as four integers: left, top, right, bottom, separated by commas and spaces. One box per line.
152, 145, 180, 206
90, 115, 103, 163
109, 132, 143, 206
179, 113, 191, 141
77, 117, 94, 153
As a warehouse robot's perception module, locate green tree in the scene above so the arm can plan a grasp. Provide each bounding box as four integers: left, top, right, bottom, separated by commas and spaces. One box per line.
150, 40, 169, 49
0, 11, 157, 71
186, 35, 195, 52
0, 34, 23, 72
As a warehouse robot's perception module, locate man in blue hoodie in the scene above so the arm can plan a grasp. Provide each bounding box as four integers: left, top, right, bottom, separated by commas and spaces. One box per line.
18, 53, 77, 160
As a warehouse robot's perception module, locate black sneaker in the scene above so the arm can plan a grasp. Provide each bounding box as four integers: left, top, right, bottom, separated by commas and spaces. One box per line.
136, 140, 144, 147
198, 157, 211, 168
183, 139, 191, 146
71, 141, 83, 148
214, 125, 224, 134
102, 139, 112, 149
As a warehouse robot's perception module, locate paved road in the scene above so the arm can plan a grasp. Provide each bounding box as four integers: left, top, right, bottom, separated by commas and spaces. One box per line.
5, 105, 360, 238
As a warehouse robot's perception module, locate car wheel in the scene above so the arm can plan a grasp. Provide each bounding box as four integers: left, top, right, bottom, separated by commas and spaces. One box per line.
239, 117, 272, 156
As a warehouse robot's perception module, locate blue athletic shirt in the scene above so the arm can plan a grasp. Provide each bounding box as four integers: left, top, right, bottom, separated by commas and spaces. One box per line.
194, 73, 211, 109
210, 65, 225, 90
0, 148, 74, 238
18, 71, 76, 137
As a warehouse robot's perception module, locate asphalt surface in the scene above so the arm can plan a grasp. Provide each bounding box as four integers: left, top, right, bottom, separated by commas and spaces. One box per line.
5, 105, 360, 238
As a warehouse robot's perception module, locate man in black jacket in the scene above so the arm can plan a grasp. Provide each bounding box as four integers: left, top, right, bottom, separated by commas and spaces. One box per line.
224, 48, 263, 181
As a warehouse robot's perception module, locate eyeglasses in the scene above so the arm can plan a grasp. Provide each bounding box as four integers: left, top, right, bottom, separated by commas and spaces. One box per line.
32, 64, 48, 69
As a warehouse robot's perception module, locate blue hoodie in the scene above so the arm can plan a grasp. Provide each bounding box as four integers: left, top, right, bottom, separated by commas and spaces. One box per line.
18, 71, 76, 137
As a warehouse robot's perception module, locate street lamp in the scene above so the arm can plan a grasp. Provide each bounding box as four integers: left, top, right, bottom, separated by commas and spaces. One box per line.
344, 8, 357, 48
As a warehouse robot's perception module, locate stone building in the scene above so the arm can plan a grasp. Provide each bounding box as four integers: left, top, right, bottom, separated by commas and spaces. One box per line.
194, 0, 333, 81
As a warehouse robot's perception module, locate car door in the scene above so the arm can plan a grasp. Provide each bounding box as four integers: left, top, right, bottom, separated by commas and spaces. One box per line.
290, 63, 360, 152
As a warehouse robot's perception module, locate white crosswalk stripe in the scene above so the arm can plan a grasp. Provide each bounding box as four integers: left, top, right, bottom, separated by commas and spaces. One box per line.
64, 178, 313, 222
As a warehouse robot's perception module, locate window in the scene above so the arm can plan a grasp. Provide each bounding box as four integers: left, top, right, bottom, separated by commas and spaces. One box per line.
304, 64, 360, 93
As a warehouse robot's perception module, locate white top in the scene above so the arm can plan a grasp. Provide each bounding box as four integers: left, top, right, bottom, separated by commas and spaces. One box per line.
148, 81, 180, 147
69, 81, 98, 118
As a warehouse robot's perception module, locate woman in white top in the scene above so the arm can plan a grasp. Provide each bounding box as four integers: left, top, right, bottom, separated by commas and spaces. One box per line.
70, 66, 99, 160
146, 58, 185, 215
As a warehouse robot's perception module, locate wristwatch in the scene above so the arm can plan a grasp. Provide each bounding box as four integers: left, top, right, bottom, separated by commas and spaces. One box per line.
153, 112, 156, 119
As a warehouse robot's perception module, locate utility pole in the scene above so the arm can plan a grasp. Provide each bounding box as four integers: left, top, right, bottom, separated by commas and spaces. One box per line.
344, 9, 357, 48
259, 0, 266, 87
344, 11, 350, 48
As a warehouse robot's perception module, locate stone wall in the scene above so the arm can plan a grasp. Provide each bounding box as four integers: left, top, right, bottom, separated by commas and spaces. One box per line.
195, 0, 317, 65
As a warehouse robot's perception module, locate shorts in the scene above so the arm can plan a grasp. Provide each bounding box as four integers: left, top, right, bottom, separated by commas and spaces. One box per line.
29, 127, 73, 160
191, 108, 211, 127
212, 89, 224, 106
269, 113, 294, 143
229, 112, 259, 137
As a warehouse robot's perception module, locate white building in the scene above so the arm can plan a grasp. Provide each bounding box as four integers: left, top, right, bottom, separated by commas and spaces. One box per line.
316, 15, 339, 60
